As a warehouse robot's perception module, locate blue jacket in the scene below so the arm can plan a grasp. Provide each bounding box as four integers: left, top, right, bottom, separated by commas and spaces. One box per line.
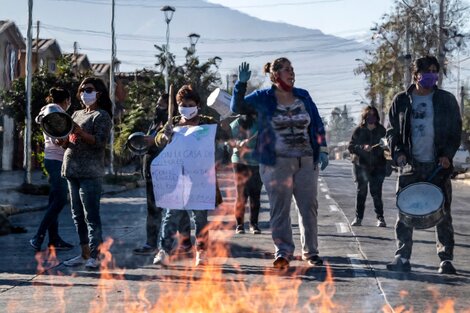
230, 81, 327, 165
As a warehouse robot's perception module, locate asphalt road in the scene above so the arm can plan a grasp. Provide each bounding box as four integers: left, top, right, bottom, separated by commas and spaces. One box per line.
0, 161, 469, 312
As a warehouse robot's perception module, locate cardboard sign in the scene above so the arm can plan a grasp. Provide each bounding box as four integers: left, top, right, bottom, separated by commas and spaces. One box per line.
151, 124, 217, 210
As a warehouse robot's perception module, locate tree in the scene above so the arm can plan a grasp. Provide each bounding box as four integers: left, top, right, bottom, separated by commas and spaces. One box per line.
326, 105, 356, 145
355, 0, 469, 115
113, 45, 223, 159
0, 57, 85, 169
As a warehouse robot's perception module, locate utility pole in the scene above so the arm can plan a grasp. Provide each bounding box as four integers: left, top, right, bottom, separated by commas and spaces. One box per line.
404, 22, 412, 88
24, 0, 33, 185
437, 0, 446, 87
34, 20, 39, 70
109, 0, 116, 175
73, 41, 78, 75
460, 86, 465, 118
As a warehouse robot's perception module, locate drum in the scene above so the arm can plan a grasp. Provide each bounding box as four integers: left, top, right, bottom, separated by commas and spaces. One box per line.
396, 182, 444, 229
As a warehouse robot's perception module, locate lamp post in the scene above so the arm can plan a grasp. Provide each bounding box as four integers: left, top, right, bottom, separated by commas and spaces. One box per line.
188, 33, 200, 54
161, 5, 175, 93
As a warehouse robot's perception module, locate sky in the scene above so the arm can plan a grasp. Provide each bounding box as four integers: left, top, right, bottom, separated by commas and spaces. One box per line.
1, 0, 467, 120
206, 0, 395, 39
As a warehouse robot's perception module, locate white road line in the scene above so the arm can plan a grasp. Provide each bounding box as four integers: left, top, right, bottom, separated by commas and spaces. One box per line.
320, 187, 328, 193
335, 222, 349, 233
329, 204, 339, 212
325, 194, 331, 200
347, 253, 368, 277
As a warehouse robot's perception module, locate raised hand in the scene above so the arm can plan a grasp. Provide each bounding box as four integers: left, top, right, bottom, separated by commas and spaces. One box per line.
238, 62, 252, 83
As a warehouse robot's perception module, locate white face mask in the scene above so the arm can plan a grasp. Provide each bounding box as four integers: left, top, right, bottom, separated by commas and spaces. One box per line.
81, 91, 97, 107
178, 106, 198, 120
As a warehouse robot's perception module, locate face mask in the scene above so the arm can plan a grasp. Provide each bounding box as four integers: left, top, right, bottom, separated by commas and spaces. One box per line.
366, 115, 377, 125
178, 106, 198, 120
418, 73, 438, 89
275, 77, 293, 92
81, 91, 97, 107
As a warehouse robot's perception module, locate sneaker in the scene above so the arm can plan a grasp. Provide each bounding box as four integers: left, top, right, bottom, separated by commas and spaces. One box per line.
29, 238, 42, 251
351, 218, 362, 226
273, 256, 289, 269
377, 217, 387, 228
85, 257, 100, 269
48, 239, 74, 251
235, 224, 245, 234
172, 244, 193, 257
63, 255, 88, 267
307, 255, 323, 266
195, 250, 208, 266
133, 244, 157, 255
153, 250, 170, 266
249, 224, 261, 234
386, 255, 411, 272
438, 260, 457, 275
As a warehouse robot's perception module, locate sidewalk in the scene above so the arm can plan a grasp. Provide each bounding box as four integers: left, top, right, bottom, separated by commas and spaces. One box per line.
0, 169, 143, 217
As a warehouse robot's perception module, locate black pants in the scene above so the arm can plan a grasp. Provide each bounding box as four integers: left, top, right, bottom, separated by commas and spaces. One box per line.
395, 162, 454, 261
233, 163, 263, 226
352, 164, 385, 219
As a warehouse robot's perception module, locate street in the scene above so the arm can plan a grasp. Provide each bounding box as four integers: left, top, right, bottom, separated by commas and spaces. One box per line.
0, 160, 469, 312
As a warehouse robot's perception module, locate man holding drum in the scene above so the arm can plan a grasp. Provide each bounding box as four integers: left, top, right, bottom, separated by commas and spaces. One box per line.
386, 56, 461, 274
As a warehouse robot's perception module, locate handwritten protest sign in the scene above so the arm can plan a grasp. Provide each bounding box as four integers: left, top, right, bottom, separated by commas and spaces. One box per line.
151, 124, 217, 210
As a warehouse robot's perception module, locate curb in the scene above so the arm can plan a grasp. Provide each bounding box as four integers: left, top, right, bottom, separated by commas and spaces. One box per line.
0, 180, 145, 217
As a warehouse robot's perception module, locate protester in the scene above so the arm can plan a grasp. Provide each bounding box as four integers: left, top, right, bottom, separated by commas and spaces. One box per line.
133, 93, 192, 256
230, 58, 329, 269
348, 106, 387, 227
29, 87, 74, 251
226, 113, 263, 234
386, 56, 461, 274
152, 85, 229, 267
60, 77, 113, 269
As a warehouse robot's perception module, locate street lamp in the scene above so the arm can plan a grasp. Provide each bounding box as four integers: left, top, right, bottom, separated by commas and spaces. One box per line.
161, 5, 175, 92
188, 33, 200, 54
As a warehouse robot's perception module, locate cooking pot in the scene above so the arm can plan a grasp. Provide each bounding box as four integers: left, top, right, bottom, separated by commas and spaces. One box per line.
37, 105, 73, 139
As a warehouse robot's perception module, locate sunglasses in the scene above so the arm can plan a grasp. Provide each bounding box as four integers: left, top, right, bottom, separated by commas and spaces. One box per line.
80, 87, 96, 93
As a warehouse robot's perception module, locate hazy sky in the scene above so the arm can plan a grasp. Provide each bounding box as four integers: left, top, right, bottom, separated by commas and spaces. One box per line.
206, 0, 395, 39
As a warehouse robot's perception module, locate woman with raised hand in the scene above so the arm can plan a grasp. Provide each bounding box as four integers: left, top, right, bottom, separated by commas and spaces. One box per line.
230, 58, 329, 269
61, 77, 113, 270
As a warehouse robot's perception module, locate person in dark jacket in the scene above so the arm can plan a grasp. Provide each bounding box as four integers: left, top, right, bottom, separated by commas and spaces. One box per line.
385, 56, 461, 275
348, 106, 387, 227
133, 94, 191, 255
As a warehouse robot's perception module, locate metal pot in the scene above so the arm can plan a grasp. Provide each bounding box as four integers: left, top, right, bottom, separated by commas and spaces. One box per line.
37, 105, 73, 139
126, 132, 149, 155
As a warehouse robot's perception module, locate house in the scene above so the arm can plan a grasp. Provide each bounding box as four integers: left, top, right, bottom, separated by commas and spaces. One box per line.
62, 52, 92, 75
0, 20, 25, 171
19, 38, 62, 76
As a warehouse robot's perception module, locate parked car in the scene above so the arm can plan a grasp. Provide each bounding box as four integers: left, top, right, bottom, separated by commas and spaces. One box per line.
452, 145, 470, 178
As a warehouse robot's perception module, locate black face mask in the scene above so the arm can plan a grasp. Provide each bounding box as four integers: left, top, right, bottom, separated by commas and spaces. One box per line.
154, 107, 168, 124
238, 115, 255, 129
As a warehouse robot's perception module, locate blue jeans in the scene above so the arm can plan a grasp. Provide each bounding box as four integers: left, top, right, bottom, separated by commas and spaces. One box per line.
67, 177, 103, 258
160, 210, 208, 252
145, 180, 192, 248
34, 159, 68, 243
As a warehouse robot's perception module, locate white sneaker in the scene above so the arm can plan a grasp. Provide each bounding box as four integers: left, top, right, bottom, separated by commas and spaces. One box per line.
85, 257, 100, 269
153, 250, 170, 266
63, 255, 87, 267
195, 250, 207, 266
